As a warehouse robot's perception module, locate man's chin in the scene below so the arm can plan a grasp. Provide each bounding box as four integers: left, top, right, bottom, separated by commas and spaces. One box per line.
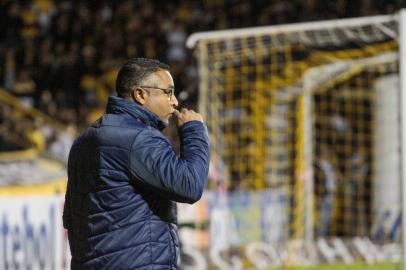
162, 117, 170, 125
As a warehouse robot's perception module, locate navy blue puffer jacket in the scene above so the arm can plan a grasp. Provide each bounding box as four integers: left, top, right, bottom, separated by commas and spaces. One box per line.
63, 96, 210, 269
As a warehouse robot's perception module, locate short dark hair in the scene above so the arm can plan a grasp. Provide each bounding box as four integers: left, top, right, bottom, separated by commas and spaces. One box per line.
115, 58, 170, 98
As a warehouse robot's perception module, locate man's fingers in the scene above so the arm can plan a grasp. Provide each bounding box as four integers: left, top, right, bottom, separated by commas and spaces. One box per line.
174, 107, 203, 126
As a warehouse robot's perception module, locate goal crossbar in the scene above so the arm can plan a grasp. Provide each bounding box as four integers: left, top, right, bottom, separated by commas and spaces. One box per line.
187, 14, 396, 48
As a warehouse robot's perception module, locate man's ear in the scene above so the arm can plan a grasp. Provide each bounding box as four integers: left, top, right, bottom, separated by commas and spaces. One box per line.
131, 88, 148, 105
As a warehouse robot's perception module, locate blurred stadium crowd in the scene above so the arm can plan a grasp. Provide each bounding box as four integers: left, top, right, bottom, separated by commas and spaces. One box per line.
0, 0, 402, 161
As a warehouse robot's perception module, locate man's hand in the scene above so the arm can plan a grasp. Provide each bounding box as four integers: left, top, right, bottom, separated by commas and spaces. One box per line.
173, 108, 203, 127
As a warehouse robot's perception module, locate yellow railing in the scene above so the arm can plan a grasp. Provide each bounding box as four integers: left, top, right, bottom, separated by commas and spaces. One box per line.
0, 148, 38, 161
0, 178, 67, 196
0, 88, 68, 132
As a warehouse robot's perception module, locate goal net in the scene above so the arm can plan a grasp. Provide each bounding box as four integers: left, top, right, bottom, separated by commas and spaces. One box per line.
185, 12, 404, 269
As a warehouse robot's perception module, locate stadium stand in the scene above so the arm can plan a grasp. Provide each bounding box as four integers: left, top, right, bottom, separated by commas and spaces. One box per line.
0, 149, 66, 186
0, 0, 402, 137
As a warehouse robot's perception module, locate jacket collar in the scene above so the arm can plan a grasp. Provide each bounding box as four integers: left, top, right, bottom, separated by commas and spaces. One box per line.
106, 96, 167, 131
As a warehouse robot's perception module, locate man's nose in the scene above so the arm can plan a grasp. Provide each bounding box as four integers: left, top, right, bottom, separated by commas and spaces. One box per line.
171, 95, 179, 107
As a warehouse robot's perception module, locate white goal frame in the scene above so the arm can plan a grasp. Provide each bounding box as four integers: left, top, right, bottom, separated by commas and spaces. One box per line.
187, 10, 406, 269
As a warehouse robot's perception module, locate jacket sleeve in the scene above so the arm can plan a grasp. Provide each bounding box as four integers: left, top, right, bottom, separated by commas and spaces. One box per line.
129, 121, 210, 204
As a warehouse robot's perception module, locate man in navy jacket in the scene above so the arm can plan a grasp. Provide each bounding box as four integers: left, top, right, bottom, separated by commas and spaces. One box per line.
63, 58, 210, 269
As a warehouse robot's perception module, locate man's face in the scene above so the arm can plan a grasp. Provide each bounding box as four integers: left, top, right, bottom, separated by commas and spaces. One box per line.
140, 70, 178, 125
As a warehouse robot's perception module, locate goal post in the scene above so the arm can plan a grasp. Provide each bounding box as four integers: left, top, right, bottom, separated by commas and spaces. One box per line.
400, 9, 406, 270
187, 10, 406, 269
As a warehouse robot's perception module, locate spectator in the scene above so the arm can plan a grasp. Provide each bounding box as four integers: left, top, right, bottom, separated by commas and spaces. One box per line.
315, 147, 338, 237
